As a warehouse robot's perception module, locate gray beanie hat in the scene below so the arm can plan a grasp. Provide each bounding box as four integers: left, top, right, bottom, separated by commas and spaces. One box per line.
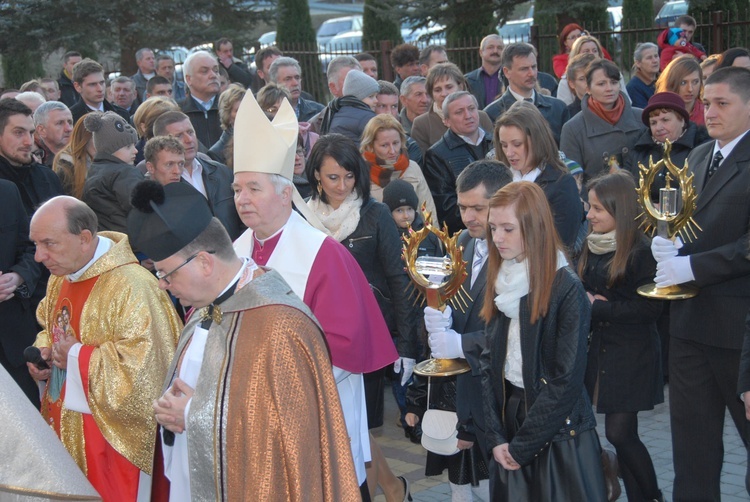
343, 70, 379, 101
383, 178, 419, 212
83, 111, 138, 157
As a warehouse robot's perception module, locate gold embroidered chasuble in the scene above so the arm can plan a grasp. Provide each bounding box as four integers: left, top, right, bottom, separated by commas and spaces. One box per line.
34, 231, 182, 475
166, 268, 361, 501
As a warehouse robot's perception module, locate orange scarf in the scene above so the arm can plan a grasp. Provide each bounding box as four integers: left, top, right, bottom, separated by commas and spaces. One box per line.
364, 151, 410, 187
588, 94, 625, 125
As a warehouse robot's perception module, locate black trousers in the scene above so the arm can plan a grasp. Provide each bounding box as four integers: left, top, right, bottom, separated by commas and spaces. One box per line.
669, 337, 750, 501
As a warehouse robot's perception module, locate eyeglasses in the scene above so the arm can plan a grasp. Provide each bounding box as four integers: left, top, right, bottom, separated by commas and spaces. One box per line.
156, 250, 215, 285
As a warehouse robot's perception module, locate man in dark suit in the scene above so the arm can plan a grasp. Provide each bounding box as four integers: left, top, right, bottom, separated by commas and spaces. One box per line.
423, 91, 493, 233
180, 51, 222, 151
422, 160, 512, 461
58, 51, 82, 108
0, 180, 42, 407
465, 34, 504, 109
653, 66, 750, 501
483, 43, 569, 144
68, 59, 130, 125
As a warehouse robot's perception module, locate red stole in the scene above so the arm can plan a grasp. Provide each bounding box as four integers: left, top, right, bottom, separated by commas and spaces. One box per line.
42, 276, 142, 502
42, 276, 99, 434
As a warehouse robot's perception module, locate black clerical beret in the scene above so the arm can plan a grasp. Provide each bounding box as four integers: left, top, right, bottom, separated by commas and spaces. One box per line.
127, 180, 213, 261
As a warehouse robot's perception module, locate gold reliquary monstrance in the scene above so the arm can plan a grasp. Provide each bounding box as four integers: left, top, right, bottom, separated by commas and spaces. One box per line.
402, 209, 471, 377
636, 139, 701, 300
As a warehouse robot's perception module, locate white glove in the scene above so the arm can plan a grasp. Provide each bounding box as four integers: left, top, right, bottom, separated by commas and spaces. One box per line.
655, 256, 694, 288
428, 329, 465, 359
393, 357, 416, 386
424, 305, 452, 333
651, 236, 683, 263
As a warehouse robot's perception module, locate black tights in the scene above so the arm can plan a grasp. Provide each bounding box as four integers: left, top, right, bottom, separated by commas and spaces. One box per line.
605, 412, 660, 501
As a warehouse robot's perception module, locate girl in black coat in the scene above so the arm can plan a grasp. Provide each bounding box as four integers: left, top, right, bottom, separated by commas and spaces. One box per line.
579, 171, 664, 502
493, 101, 583, 255
481, 181, 606, 501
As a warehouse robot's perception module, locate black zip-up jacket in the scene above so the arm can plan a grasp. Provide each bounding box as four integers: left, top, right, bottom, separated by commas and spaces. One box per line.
481, 266, 597, 466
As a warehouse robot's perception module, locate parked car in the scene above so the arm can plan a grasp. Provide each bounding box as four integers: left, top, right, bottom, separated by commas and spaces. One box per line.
258, 31, 276, 48
326, 30, 363, 52
608, 6, 623, 32
317, 15, 363, 50
318, 31, 362, 74
498, 18, 532, 45
401, 20, 446, 47
655, 0, 689, 27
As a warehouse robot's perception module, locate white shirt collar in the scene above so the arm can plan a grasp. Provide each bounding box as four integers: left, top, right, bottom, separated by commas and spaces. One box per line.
458, 128, 486, 146
182, 158, 207, 197
192, 95, 215, 111
254, 217, 289, 246
713, 130, 750, 161
509, 87, 535, 103
512, 167, 542, 182
67, 236, 114, 281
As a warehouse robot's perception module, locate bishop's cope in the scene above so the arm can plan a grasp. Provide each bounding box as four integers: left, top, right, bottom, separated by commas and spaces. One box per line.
128, 178, 362, 501
231, 90, 398, 492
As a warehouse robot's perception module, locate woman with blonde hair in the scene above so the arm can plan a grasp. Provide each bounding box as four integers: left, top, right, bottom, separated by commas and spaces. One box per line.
480, 181, 607, 501
558, 35, 627, 105
53, 118, 95, 199
132, 96, 179, 164
360, 114, 437, 219
655, 54, 704, 125
208, 83, 245, 164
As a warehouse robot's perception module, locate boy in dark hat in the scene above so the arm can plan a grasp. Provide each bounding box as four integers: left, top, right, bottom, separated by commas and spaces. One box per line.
128, 180, 360, 501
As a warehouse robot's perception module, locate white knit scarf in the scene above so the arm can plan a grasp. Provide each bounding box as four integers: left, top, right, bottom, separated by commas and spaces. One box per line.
307, 191, 362, 241
587, 230, 617, 255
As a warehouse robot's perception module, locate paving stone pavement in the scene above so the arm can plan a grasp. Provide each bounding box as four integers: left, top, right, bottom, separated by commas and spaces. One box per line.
372, 385, 749, 501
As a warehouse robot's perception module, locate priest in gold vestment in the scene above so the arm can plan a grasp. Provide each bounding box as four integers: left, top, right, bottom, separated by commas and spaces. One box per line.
128, 181, 360, 501
27, 196, 182, 501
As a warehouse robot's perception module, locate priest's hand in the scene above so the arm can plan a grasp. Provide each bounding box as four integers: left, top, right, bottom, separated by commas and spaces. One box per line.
52, 332, 78, 370
27, 347, 51, 381
493, 443, 520, 471
154, 378, 194, 434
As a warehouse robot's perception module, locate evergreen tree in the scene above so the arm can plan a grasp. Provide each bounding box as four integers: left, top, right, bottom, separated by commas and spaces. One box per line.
0, 0, 265, 79
275, 0, 326, 101
689, 0, 742, 53
398, 0, 525, 50
362, 0, 403, 50
622, 0, 654, 71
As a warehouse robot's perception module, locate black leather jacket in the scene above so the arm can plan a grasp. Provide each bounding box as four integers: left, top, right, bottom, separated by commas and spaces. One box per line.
481, 266, 597, 466
423, 129, 492, 234
341, 198, 420, 359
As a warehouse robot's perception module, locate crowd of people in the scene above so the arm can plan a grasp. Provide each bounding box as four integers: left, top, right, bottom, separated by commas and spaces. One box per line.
0, 17, 749, 502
